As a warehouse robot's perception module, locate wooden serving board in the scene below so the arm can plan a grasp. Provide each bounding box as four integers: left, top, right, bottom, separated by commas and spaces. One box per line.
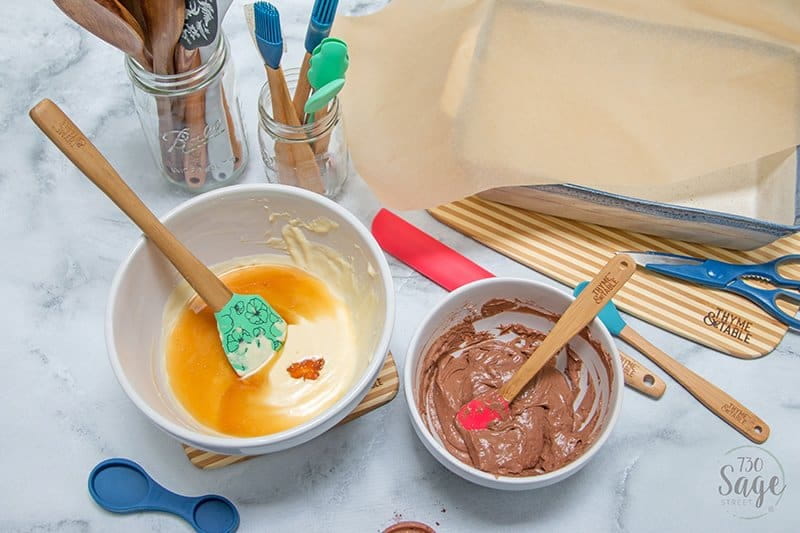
182, 353, 399, 469
429, 197, 800, 358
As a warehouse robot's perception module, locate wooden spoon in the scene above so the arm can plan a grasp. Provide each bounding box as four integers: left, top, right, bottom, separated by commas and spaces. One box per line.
30, 99, 287, 378
54, 0, 151, 69
456, 254, 637, 430
119, 0, 149, 45
142, 0, 185, 75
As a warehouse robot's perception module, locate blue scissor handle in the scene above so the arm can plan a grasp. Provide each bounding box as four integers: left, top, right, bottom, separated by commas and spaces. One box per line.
88, 458, 239, 533
726, 279, 800, 330
703, 255, 800, 289
645, 254, 800, 289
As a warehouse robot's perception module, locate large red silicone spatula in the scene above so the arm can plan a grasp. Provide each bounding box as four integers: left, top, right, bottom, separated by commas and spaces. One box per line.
371, 209, 665, 399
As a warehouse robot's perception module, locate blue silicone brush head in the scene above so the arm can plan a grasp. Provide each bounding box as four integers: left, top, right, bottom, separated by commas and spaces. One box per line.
305, 0, 340, 52
254, 2, 283, 69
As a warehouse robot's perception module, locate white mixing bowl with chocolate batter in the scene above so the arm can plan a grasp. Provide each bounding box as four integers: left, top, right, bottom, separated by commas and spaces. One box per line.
405, 277, 623, 490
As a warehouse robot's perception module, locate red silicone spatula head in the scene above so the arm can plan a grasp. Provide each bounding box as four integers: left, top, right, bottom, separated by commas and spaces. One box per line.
371, 209, 493, 291
455, 392, 510, 430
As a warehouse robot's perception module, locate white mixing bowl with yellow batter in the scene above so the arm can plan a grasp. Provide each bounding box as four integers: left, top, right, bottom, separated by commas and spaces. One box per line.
106, 184, 395, 455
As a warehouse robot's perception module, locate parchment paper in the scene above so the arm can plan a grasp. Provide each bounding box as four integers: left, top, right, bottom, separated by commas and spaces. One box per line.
336, 0, 800, 211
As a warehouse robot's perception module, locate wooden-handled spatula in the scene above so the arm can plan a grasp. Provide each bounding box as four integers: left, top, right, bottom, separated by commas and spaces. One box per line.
456, 254, 637, 430
29, 99, 287, 377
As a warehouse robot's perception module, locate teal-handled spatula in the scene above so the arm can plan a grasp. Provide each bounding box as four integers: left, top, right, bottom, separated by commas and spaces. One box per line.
573, 281, 769, 443
30, 99, 287, 378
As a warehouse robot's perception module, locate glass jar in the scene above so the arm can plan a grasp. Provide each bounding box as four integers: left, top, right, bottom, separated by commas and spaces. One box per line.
125, 34, 247, 192
258, 68, 349, 198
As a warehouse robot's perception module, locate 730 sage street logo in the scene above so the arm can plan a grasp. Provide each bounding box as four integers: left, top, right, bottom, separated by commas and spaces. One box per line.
718, 445, 786, 519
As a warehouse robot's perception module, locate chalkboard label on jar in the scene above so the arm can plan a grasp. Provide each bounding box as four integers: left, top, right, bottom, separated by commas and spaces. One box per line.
180, 0, 219, 50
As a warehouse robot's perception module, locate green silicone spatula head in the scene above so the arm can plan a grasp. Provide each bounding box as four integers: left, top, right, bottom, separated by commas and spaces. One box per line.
305, 78, 345, 114
29, 99, 287, 378
308, 37, 349, 87
305, 37, 349, 116
573, 281, 626, 335
214, 294, 286, 376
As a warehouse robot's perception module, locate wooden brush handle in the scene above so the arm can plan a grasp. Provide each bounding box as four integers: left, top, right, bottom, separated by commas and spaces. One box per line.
292, 52, 313, 121
620, 326, 769, 443
499, 254, 636, 401
29, 99, 232, 311
620, 351, 666, 399
267, 66, 324, 193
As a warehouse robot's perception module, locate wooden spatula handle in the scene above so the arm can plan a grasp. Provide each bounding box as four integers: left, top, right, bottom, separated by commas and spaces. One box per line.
499, 254, 637, 401
29, 99, 232, 311
620, 326, 769, 443
620, 351, 666, 399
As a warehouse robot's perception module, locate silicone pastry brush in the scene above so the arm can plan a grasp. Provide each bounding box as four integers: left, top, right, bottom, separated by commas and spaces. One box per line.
254, 2, 324, 192
292, 0, 340, 120
30, 99, 287, 378
455, 254, 637, 431
371, 209, 665, 398
574, 282, 769, 443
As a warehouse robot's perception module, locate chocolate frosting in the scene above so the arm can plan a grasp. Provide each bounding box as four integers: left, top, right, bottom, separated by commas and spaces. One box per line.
418, 299, 613, 477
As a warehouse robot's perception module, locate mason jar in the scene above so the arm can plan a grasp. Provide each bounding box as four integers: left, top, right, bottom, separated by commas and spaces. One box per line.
258, 68, 349, 198
125, 34, 247, 192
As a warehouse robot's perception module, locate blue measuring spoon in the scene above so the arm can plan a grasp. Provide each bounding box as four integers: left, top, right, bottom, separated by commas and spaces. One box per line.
88, 458, 239, 533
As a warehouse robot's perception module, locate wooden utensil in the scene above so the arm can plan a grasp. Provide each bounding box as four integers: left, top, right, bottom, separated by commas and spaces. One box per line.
456, 254, 637, 430
266, 63, 324, 191
174, 46, 208, 188
54, 0, 151, 69
370, 208, 666, 399
119, 0, 148, 43
621, 326, 769, 442
573, 280, 768, 442
142, 0, 184, 74
141, 0, 186, 182
30, 99, 288, 378
618, 350, 666, 398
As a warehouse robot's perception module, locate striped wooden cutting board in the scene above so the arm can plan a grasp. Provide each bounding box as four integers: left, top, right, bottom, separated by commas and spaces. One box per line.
182, 353, 399, 469
429, 197, 800, 358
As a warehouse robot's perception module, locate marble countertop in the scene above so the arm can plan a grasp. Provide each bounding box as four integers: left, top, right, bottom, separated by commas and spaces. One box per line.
2, 1, 798, 531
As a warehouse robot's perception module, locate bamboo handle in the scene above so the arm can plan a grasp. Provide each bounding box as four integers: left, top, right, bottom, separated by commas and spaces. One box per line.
221, 86, 243, 165
620, 326, 769, 443
499, 254, 637, 401
267, 66, 324, 193
292, 52, 313, 121
29, 99, 232, 311
620, 351, 666, 399
176, 47, 207, 188
313, 104, 332, 155
265, 66, 297, 181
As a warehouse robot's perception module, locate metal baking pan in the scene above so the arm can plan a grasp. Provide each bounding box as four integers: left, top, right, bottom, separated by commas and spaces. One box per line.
479, 150, 800, 251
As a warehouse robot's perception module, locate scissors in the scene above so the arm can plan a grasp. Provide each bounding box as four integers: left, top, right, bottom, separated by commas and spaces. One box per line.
622, 251, 800, 329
